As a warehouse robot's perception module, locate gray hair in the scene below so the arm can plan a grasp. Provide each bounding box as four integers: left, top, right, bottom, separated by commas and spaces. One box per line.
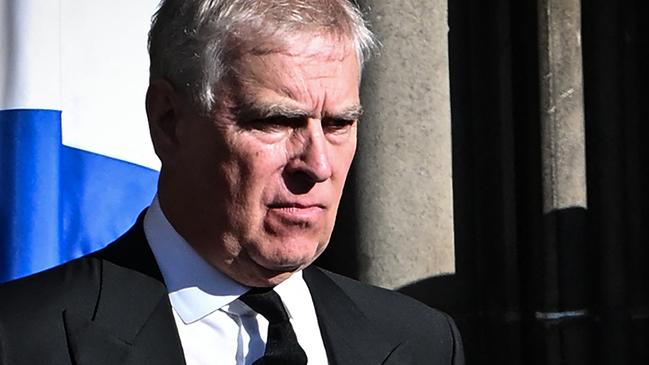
148, 0, 377, 114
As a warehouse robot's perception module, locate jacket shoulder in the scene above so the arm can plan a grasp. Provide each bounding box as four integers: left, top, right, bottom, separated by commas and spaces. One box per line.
316, 268, 464, 364
0, 256, 101, 315
0, 257, 101, 365
321, 269, 448, 323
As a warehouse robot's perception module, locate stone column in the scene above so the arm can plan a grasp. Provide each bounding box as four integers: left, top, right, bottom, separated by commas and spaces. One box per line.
536, 0, 589, 362
538, 0, 587, 213
356, 1, 454, 289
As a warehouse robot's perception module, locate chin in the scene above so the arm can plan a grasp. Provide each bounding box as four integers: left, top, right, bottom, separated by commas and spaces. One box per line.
241, 263, 297, 287
255, 271, 294, 287
237, 235, 329, 285
245, 251, 315, 282
252, 252, 312, 273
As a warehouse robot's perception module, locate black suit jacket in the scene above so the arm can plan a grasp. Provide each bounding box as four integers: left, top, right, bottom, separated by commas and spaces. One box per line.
0, 218, 464, 365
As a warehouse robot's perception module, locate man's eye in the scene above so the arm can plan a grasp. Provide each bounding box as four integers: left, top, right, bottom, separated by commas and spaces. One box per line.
244, 116, 303, 131
323, 118, 355, 133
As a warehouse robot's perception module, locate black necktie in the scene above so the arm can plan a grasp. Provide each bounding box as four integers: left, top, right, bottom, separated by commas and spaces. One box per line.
240, 288, 308, 365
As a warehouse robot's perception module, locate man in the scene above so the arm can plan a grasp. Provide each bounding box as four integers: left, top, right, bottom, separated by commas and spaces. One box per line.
0, 1, 464, 364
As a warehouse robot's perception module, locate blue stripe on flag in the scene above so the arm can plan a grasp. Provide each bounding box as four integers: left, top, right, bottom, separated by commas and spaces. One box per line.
0, 109, 158, 283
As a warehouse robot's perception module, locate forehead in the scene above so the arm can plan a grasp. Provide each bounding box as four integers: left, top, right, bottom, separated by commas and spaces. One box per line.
235, 32, 358, 77
229, 33, 361, 115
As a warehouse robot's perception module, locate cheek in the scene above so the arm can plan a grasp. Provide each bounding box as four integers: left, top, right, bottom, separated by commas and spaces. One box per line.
228, 141, 290, 199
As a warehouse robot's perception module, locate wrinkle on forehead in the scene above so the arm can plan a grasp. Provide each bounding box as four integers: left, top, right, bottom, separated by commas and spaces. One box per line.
280, 33, 353, 61
222, 33, 359, 121
241, 31, 355, 64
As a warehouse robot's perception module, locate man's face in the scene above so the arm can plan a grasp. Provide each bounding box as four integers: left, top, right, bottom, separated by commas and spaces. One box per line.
162, 34, 360, 286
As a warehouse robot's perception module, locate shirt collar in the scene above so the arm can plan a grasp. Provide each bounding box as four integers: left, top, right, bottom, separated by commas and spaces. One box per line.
143, 196, 248, 324
274, 270, 308, 320
222, 270, 306, 320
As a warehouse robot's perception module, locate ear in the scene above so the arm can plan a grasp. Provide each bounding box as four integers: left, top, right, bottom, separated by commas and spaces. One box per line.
145, 79, 183, 162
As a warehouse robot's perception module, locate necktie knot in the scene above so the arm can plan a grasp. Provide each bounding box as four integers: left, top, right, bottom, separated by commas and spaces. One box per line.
240, 288, 289, 324
239, 287, 308, 365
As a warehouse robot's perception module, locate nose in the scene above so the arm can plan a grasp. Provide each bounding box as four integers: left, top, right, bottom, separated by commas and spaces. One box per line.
286, 119, 332, 183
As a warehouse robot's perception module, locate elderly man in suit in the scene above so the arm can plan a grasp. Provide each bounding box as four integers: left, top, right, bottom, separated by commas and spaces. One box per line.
0, 0, 464, 364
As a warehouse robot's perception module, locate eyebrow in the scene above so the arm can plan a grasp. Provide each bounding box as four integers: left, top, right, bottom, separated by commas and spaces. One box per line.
241, 103, 309, 120
237, 100, 363, 121
326, 105, 364, 121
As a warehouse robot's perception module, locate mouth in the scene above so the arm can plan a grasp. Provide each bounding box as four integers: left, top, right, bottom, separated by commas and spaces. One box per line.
266, 201, 326, 224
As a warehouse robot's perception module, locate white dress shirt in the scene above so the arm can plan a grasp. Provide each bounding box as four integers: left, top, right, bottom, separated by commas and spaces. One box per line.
143, 197, 329, 365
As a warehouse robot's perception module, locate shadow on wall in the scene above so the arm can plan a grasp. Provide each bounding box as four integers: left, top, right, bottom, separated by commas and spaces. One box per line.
397, 205, 649, 365
397, 207, 591, 365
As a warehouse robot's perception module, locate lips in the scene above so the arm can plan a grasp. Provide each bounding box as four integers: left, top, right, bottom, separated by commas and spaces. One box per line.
266, 201, 325, 224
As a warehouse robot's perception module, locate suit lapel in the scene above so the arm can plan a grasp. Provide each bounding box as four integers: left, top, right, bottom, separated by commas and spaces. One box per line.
64, 214, 185, 364
303, 267, 399, 365
63, 309, 132, 365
